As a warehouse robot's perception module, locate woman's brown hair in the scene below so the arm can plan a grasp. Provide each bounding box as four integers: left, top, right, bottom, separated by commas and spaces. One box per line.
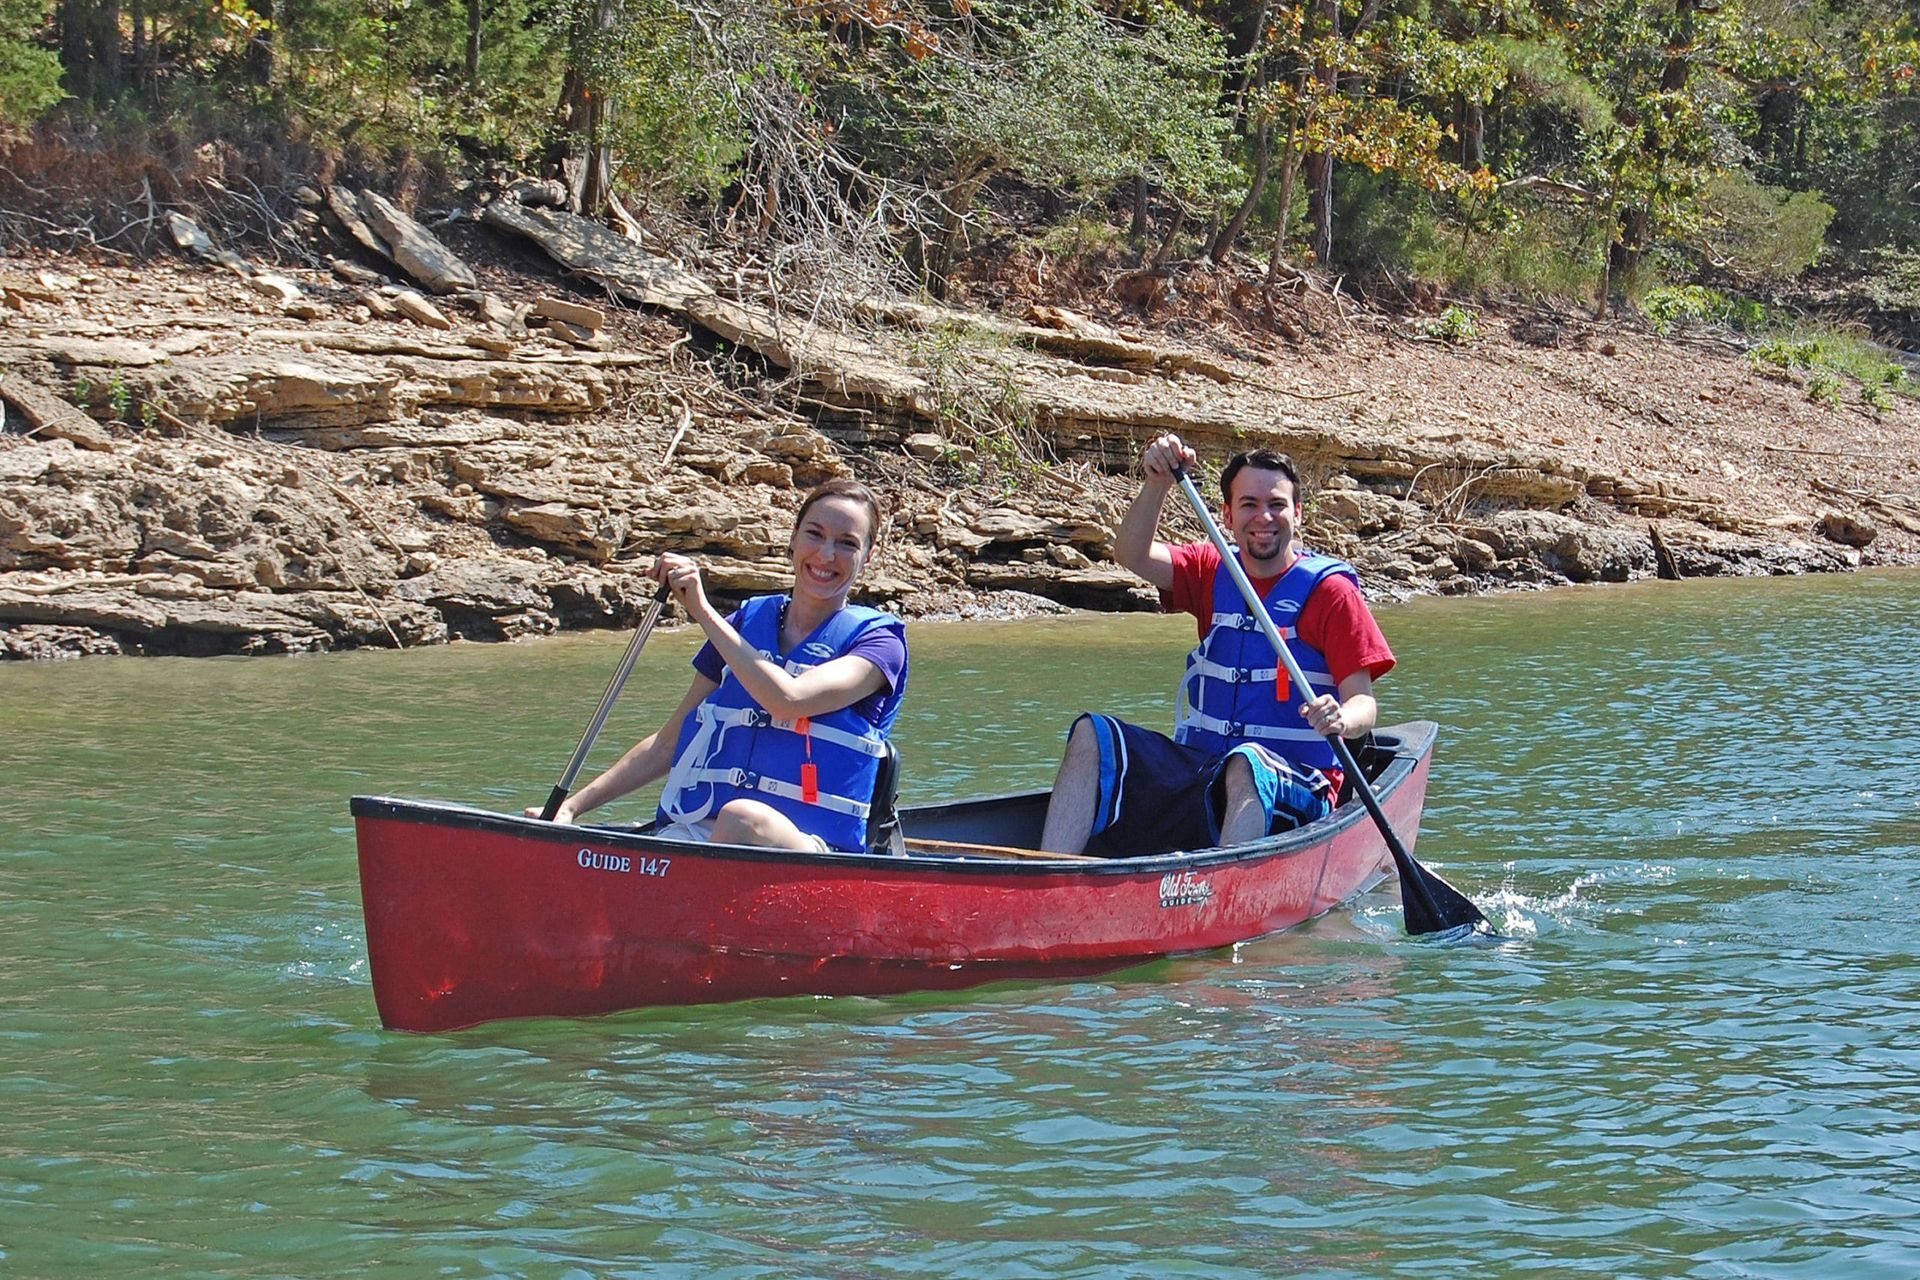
792, 478, 885, 551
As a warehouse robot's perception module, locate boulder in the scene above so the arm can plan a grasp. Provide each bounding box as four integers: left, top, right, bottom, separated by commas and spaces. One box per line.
359, 189, 478, 294
1818, 511, 1877, 548
1461, 509, 1653, 583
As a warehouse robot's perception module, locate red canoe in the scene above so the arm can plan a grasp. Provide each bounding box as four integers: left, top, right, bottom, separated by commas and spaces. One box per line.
351, 721, 1437, 1032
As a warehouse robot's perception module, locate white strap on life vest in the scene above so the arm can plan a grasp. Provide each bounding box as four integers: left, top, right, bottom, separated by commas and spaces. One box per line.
659, 708, 726, 824
673, 766, 872, 819
692, 703, 889, 757
1209, 610, 1299, 633
1173, 706, 1323, 745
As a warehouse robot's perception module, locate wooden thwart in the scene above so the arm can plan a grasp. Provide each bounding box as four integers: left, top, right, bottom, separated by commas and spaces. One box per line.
904, 836, 1099, 863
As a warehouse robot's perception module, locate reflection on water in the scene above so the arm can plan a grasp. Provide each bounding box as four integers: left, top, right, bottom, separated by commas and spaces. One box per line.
3, 570, 1919, 1275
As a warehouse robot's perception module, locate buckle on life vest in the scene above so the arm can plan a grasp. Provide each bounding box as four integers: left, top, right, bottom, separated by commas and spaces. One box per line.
738, 770, 759, 790
1232, 667, 1250, 684
1226, 720, 1245, 736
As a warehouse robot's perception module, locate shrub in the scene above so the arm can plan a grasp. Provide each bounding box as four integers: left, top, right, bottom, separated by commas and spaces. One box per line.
0, 0, 63, 132
1697, 171, 1834, 286
1640, 285, 1769, 335
1425, 304, 1481, 343
1402, 198, 1604, 303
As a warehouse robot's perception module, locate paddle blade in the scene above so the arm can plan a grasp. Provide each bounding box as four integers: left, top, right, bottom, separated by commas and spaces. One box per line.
1390, 845, 1494, 938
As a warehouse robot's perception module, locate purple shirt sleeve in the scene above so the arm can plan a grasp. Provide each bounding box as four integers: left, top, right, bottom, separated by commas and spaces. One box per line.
844, 626, 907, 724
688, 606, 744, 685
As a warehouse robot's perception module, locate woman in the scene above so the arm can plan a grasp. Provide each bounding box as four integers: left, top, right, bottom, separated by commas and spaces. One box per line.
531, 478, 907, 854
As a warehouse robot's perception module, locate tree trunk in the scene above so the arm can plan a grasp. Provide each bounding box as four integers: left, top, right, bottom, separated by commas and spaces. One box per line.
1460, 96, 1484, 169
130, 0, 147, 91
61, 0, 125, 101
1306, 151, 1333, 267
1266, 125, 1300, 287
60, 0, 90, 97
1305, 0, 1339, 267
926, 167, 993, 299
92, 0, 122, 97
553, 0, 619, 218
466, 0, 483, 90
1151, 204, 1187, 269
247, 0, 275, 88
1210, 120, 1272, 263
1130, 175, 1149, 243
1612, 0, 1695, 288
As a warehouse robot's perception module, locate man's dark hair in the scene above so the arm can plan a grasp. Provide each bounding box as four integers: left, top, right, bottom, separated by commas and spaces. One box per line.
1219, 448, 1302, 505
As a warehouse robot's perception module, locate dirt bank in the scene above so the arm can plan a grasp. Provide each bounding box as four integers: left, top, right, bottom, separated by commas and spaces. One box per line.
4, 193, 1916, 660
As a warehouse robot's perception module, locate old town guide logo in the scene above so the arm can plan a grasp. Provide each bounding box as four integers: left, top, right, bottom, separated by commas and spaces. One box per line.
1159, 870, 1213, 908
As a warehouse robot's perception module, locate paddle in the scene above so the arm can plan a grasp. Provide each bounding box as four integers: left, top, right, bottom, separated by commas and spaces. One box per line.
1172, 467, 1493, 938
538, 581, 673, 822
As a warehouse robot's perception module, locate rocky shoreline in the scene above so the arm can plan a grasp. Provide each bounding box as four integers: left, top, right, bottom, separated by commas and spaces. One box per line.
4, 192, 1916, 660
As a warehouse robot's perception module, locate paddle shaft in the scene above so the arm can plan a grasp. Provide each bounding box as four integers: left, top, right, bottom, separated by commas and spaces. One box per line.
1171, 468, 1487, 935
539, 581, 672, 822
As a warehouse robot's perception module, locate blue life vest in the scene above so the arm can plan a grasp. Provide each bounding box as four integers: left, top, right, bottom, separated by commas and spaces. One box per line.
1172, 551, 1357, 771
657, 595, 905, 853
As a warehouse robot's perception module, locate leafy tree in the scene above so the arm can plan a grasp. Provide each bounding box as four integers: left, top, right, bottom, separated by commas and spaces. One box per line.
859, 0, 1239, 290
0, 0, 64, 129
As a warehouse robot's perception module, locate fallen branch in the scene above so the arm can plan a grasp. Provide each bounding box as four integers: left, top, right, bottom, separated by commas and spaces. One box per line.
1276, 384, 1367, 402
660, 401, 694, 469
1764, 443, 1894, 459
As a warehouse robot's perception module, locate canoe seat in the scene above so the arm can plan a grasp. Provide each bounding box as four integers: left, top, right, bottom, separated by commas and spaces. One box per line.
1336, 732, 1388, 806
866, 740, 906, 857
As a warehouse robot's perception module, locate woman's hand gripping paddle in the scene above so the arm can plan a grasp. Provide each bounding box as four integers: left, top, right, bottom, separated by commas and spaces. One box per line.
1172, 468, 1494, 939
538, 581, 673, 822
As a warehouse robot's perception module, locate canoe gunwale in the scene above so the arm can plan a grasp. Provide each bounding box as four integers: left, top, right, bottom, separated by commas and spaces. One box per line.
349, 721, 1437, 878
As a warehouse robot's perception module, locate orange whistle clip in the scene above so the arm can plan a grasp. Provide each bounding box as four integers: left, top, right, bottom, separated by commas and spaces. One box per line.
797, 717, 818, 802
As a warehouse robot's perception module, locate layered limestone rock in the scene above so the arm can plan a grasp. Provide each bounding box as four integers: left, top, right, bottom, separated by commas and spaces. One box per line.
0, 221, 1895, 659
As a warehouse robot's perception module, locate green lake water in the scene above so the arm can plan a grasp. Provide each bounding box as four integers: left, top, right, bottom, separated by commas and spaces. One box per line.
3, 570, 1918, 1277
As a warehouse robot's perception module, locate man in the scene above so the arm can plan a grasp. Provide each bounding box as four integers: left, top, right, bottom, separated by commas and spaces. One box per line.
1038, 433, 1395, 856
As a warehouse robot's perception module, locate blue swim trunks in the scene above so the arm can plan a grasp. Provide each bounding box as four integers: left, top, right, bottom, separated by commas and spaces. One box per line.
1074, 713, 1336, 858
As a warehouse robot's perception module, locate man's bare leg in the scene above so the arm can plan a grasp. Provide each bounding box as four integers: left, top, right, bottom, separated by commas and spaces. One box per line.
1039, 715, 1099, 854
1215, 753, 1269, 847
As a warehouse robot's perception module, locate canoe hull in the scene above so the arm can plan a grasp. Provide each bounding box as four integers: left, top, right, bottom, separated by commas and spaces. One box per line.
353, 722, 1435, 1032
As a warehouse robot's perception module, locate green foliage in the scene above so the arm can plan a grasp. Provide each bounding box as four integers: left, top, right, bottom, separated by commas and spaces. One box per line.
1697, 171, 1834, 283
1640, 284, 1766, 334
1751, 325, 1916, 406
1405, 200, 1605, 301
589, 0, 760, 200
280, 0, 566, 160
1031, 215, 1130, 258
0, 0, 63, 130
904, 1, 1240, 206
905, 320, 1050, 487
1803, 367, 1844, 407
15, 0, 1920, 305
1425, 304, 1482, 344
106, 373, 131, 423
1861, 248, 1920, 311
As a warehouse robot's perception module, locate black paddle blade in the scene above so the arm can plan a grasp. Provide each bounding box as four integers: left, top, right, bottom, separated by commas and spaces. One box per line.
1390, 845, 1495, 939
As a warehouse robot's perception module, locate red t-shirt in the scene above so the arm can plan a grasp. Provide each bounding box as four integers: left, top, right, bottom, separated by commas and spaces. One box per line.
1161, 542, 1396, 687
